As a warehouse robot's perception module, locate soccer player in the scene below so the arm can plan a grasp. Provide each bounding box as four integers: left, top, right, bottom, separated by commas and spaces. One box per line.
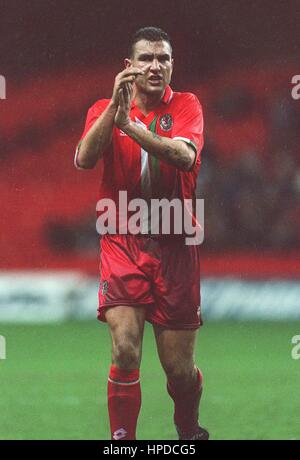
75, 27, 208, 441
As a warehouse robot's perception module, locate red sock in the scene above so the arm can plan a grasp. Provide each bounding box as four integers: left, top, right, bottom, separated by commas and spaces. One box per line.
107, 365, 141, 440
167, 368, 203, 435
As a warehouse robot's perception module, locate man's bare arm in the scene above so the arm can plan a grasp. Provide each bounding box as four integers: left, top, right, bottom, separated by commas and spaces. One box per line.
76, 101, 117, 169
123, 122, 196, 172
115, 86, 196, 172
76, 67, 144, 169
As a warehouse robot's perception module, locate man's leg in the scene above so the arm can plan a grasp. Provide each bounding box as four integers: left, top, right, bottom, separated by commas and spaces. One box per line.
105, 305, 146, 440
153, 326, 208, 440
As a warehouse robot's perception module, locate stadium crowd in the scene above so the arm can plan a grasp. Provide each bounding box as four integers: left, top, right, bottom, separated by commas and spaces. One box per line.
198, 83, 300, 250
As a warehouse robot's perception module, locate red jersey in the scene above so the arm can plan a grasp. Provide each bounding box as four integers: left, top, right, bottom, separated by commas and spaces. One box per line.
75, 86, 204, 237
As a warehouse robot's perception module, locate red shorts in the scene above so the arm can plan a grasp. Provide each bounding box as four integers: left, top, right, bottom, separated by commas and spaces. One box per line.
97, 234, 202, 330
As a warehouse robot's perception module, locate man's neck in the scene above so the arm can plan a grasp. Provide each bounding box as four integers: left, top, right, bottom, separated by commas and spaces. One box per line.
133, 90, 164, 116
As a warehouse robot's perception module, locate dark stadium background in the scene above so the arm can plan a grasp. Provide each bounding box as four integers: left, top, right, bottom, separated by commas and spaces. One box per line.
0, 0, 299, 440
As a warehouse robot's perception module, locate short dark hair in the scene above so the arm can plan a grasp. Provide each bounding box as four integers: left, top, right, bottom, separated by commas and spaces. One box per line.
129, 27, 172, 57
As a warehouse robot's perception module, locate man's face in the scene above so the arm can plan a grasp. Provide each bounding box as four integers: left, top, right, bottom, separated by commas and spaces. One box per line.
127, 39, 173, 96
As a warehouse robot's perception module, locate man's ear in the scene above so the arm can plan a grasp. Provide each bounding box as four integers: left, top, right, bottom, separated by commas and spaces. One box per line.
124, 58, 132, 69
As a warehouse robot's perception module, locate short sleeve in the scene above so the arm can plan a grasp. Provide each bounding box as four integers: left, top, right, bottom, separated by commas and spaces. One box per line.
172, 93, 204, 160
74, 99, 110, 169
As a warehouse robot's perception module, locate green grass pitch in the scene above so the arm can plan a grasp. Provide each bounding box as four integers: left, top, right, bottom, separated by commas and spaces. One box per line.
0, 320, 300, 440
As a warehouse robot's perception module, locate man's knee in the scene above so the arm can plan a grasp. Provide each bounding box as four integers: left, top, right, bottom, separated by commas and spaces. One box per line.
164, 361, 197, 385
112, 339, 141, 369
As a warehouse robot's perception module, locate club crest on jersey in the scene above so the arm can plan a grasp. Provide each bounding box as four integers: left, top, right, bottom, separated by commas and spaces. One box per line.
100, 280, 109, 296
159, 114, 173, 131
